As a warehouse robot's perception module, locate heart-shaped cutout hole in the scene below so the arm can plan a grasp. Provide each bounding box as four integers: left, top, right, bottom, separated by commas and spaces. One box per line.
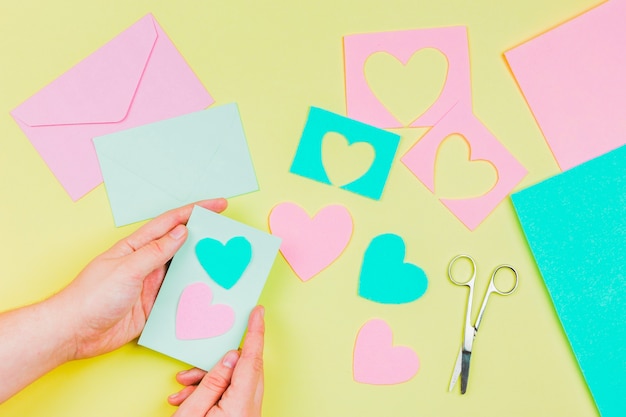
322, 132, 375, 187
364, 48, 448, 126
435, 134, 498, 199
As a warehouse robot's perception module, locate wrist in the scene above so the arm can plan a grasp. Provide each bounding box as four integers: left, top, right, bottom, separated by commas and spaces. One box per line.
38, 295, 79, 364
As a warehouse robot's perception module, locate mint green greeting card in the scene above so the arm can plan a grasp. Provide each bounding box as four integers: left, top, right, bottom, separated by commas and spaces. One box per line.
139, 206, 281, 370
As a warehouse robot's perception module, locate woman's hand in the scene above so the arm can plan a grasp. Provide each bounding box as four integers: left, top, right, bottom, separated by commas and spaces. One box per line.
168, 306, 265, 417
0, 199, 227, 402
53, 198, 227, 360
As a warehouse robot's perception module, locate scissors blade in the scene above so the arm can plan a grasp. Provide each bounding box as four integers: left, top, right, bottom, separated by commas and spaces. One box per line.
460, 349, 472, 394
448, 347, 463, 391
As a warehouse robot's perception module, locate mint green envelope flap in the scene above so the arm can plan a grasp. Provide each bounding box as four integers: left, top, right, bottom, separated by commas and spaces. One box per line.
93, 103, 258, 226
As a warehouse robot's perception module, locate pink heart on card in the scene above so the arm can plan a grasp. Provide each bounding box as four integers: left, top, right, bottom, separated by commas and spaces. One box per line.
353, 319, 419, 385
176, 282, 235, 340
268, 202, 353, 282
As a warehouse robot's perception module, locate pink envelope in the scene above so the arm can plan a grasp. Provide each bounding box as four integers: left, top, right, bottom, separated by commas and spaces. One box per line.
11, 13, 213, 200
402, 105, 527, 230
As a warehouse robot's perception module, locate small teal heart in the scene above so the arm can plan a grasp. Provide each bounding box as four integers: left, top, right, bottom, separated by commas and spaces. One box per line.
358, 233, 428, 304
195, 236, 252, 290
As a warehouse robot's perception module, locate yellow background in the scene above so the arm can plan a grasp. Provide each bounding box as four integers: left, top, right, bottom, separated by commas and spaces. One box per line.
0, 0, 603, 416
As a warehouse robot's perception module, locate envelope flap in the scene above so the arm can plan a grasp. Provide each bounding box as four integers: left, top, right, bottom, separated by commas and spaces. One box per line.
94, 106, 240, 201
12, 14, 158, 127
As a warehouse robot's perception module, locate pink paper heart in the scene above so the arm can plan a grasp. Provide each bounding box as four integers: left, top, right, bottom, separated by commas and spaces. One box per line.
176, 282, 235, 340
268, 202, 353, 282
353, 319, 419, 385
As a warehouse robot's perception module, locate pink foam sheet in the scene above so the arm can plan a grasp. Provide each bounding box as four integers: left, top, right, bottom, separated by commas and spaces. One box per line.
505, 0, 626, 170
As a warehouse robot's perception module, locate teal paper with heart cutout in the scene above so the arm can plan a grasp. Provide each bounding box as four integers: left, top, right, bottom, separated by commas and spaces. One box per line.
358, 233, 428, 304
195, 236, 252, 289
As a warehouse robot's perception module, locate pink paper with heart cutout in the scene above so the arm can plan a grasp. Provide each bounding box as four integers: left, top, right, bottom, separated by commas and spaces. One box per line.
268, 202, 353, 282
344, 26, 471, 129
176, 282, 235, 340
401, 104, 527, 230
353, 319, 419, 385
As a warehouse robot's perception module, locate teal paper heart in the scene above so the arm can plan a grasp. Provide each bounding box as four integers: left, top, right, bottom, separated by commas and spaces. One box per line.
358, 233, 428, 304
195, 236, 252, 289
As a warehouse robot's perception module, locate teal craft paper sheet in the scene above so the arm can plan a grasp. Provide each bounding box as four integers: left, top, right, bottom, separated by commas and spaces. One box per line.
138, 206, 281, 371
511, 145, 626, 417
290, 107, 400, 200
93, 103, 258, 226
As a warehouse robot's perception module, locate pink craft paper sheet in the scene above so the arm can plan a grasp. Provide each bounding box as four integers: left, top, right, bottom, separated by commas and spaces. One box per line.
344, 26, 471, 129
505, 0, 626, 170
401, 105, 527, 230
10, 14, 213, 200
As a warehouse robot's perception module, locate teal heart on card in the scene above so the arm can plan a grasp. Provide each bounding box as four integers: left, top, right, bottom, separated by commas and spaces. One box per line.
195, 236, 252, 289
358, 233, 428, 304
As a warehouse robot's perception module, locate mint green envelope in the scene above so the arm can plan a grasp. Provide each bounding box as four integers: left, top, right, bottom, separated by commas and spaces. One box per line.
139, 206, 281, 371
93, 103, 258, 226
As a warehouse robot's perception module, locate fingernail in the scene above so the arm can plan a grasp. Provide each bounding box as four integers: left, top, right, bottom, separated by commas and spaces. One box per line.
216, 198, 228, 209
177, 369, 189, 377
258, 305, 265, 318
169, 225, 186, 240
168, 392, 179, 401
223, 350, 240, 369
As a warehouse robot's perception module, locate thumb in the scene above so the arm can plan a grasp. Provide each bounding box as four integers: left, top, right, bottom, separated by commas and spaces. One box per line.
123, 224, 188, 279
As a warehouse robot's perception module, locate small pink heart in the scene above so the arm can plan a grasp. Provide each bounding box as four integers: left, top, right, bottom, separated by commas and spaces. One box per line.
268, 202, 353, 282
353, 319, 419, 385
176, 282, 235, 340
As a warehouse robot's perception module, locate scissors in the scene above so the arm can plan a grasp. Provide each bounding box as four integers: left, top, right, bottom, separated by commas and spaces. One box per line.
447, 254, 519, 394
